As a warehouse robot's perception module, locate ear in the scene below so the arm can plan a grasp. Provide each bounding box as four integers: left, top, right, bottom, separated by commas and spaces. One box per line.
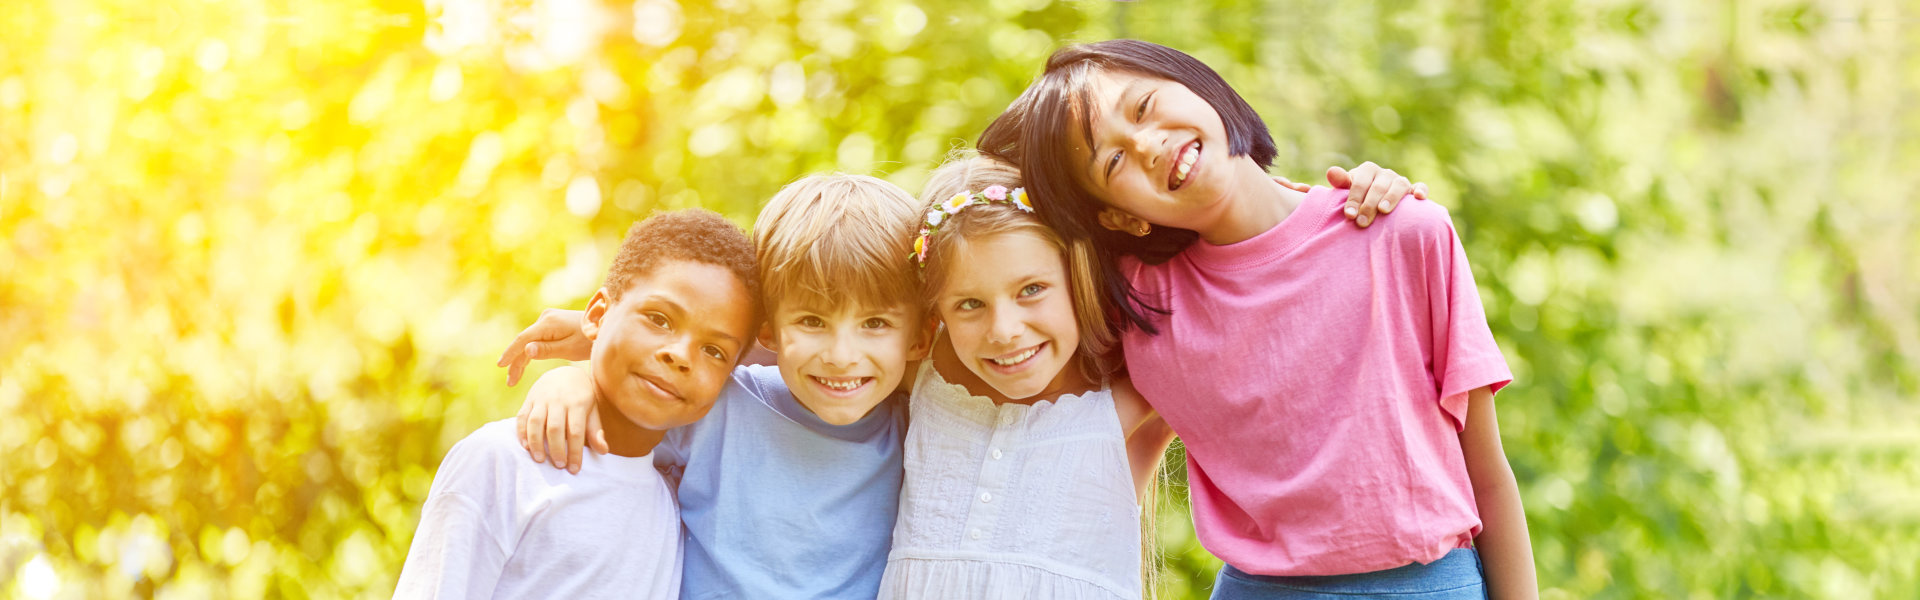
906, 315, 940, 361
582, 288, 613, 342
756, 322, 779, 354
1097, 208, 1149, 237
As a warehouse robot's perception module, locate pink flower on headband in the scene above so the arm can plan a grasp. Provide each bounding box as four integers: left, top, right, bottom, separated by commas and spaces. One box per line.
982, 185, 1008, 201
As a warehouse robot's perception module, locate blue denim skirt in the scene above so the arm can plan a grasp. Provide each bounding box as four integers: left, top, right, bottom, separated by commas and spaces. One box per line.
1209, 548, 1488, 599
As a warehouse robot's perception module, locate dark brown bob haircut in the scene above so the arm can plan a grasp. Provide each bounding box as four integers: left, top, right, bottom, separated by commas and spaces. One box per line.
978, 39, 1277, 336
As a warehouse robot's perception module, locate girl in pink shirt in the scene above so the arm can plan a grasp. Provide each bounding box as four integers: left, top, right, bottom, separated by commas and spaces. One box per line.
980, 40, 1539, 599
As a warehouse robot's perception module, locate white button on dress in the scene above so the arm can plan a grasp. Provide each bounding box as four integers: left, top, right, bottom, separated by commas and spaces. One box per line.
878, 362, 1142, 600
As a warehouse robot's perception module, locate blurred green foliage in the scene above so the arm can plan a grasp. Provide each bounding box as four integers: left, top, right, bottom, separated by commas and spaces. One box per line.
2, 0, 1917, 598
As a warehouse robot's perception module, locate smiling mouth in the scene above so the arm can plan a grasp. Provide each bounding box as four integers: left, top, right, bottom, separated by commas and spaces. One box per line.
638, 373, 685, 402
985, 342, 1047, 371
810, 375, 873, 394
1169, 140, 1201, 191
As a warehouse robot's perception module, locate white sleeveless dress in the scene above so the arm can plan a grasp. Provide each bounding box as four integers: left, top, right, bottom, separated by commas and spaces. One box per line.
877, 361, 1142, 600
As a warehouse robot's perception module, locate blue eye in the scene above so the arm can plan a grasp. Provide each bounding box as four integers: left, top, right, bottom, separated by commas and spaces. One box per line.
956, 299, 983, 311
1020, 283, 1045, 297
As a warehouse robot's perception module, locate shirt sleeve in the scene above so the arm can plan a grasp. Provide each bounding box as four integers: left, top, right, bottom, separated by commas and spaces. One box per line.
1429, 215, 1513, 431
394, 461, 511, 598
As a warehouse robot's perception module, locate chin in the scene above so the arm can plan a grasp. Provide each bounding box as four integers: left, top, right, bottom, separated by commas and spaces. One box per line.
798, 393, 883, 425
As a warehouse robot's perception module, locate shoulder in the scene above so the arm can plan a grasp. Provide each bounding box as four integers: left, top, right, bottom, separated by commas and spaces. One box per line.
1370, 194, 1458, 242
731, 363, 786, 398
430, 419, 528, 493
445, 419, 527, 466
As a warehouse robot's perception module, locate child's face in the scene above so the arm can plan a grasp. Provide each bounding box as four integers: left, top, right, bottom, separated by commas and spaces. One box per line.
1067, 69, 1236, 231
763, 299, 927, 425
933, 229, 1080, 400
584, 260, 756, 431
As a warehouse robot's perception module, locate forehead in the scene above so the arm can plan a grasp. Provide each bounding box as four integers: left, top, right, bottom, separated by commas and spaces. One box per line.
941, 230, 1066, 288
620, 260, 756, 339
773, 295, 917, 318
1069, 70, 1159, 133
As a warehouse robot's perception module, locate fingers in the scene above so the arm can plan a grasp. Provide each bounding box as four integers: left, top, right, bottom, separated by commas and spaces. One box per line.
1325, 165, 1352, 190
586, 407, 610, 456
1357, 168, 1401, 225
1413, 182, 1429, 200
544, 400, 571, 470
515, 395, 535, 458
1381, 172, 1417, 214
1271, 175, 1310, 193
1340, 164, 1377, 221
564, 398, 591, 475
505, 342, 535, 387
524, 396, 549, 464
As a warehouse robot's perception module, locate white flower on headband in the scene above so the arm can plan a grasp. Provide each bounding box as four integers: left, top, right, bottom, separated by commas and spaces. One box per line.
1012, 188, 1033, 212
943, 192, 970, 215
910, 187, 1036, 271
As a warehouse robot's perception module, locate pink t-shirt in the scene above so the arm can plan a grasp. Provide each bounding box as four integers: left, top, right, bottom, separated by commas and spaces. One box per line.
1122, 186, 1511, 576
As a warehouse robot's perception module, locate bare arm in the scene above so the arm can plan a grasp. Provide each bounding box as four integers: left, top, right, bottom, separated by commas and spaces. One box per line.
1113, 378, 1176, 502
513, 364, 606, 474
1460, 385, 1538, 599
1125, 416, 1175, 503
496, 308, 592, 386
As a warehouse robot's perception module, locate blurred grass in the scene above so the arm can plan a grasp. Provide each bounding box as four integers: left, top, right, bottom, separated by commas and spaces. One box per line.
2, 0, 1917, 598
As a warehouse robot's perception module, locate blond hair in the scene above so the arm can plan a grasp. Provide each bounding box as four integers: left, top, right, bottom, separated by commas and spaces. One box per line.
753, 173, 922, 319
919, 152, 1158, 597
916, 152, 1118, 379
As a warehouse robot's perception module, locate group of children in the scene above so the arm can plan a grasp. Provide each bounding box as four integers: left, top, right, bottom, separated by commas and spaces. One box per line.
396, 39, 1535, 600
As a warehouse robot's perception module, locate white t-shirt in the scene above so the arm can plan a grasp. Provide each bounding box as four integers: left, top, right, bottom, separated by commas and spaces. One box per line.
395, 419, 681, 600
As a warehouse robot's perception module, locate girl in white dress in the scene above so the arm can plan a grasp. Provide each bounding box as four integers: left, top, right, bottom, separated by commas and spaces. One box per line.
877, 155, 1175, 600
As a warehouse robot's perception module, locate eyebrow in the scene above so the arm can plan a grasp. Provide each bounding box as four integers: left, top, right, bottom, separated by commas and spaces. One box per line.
651, 296, 744, 349
1083, 79, 1150, 185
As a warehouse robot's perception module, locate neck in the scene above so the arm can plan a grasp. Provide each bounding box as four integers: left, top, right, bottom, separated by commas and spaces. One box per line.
594, 387, 664, 458
1192, 159, 1306, 245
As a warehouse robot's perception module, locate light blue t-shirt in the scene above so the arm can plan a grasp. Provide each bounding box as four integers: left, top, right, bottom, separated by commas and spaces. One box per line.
655, 364, 906, 599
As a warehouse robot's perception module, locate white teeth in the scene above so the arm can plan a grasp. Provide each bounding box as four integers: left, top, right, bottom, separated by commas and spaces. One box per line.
990, 347, 1039, 366
1172, 144, 1199, 187
817, 377, 865, 391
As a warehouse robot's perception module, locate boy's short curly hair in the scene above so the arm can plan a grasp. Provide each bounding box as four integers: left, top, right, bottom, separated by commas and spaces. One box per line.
603, 209, 763, 329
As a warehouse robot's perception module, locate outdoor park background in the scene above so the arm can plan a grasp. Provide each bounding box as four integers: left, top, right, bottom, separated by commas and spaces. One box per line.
2, 0, 1917, 597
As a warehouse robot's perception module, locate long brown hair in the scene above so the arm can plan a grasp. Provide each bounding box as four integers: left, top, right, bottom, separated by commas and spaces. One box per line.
979, 39, 1279, 338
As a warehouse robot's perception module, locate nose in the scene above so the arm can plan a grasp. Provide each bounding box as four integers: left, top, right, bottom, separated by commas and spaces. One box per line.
986, 307, 1022, 346
823, 329, 859, 368
657, 338, 692, 373
1127, 124, 1163, 171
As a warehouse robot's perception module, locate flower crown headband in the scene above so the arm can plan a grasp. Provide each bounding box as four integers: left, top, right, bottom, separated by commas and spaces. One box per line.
909, 184, 1033, 270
